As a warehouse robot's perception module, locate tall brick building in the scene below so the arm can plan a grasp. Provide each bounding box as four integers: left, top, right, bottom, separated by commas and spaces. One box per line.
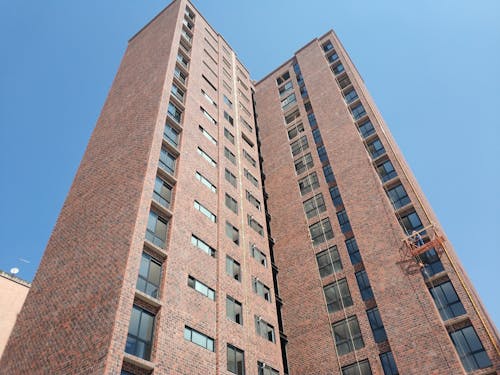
1, 0, 498, 374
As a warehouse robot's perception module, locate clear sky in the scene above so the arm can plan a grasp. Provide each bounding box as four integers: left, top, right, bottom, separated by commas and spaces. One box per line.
0, 1, 498, 329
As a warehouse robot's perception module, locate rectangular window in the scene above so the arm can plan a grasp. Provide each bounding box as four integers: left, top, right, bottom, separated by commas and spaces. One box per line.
188, 275, 215, 300
194, 200, 216, 222
317, 145, 328, 163
223, 67, 232, 79
201, 89, 217, 107
203, 60, 218, 78
201, 106, 217, 125
226, 256, 241, 281
337, 75, 352, 89
239, 89, 250, 104
226, 221, 240, 245
316, 245, 342, 277
398, 210, 423, 235
168, 101, 182, 123
204, 49, 217, 66
324, 278, 353, 312
386, 184, 410, 209
281, 93, 297, 111
285, 109, 300, 124
367, 138, 385, 159
125, 305, 155, 360
241, 117, 253, 133
174, 66, 187, 85
337, 209, 352, 233
429, 281, 466, 320
258, 362, 279, 375
224, 111, 234, 126
351, 103, 366, 120
164, 123, 180, 148
450, 326, 491, 372
225, 169, 237, 187
287, 122, 305, 140
225, 193, 238, 214
323, 165, 335, 183
309, 218, 334, 246
345, 237, 362, 265
342, 360, 372, 375
367, 307, 387, 343
255, 316, 275, 343
303, 193, 327, 218
223, 80, 232, 93
224, 128, 235, 144
197, 147, 217, 167
251, 243, 267, 267
376, 160, 397, 183
195, 171, 216, 193
153, 176, 172, 208
304, 101, 313, 113
356, 270, 374, 301
244, 168, 259, 187
358, 120, 374, 138
327, 51, 339, 63
241, 133, 254, 148
227, 344, 245, 375
312, 128, 322, 145
419, 248, 444, 278
171, 83, 185, 102
307, 113, 317, 127
276, 71, 290, 85
226, 296, 243, 324
279, 81, 293, 97
176, 52, 189, 68
202, 74, 217, 91
333, 316, 364, 355
146, 211, 168, 248
246, 190, 261, 211
239, 102, 252, 117
329, 186, 343, 207
300, 85, 308, 98
222, 57, 231, 68
252, 277, 271, 302
290, 135, 309, 156
243, 149, 257, 167
248, 215, 264, 236
332, 63, 345, 75
294, 153, 314, 175
159, 148, 176, 175
137, 252, 161, 298
224, 147, 236, 165
298, 172, 320, 195
322, 41, 334, 52
191, 234, 216, 257
184, 326, 214, 352
380, 352, 399, 375
344, 88, 358, 104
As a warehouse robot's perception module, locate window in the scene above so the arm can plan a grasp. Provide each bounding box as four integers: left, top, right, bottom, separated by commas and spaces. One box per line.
290, 136, 309, 156
312, 128, 322, 144
195, 171, 216, 193
255, 316, 275, 342
429, 281, 466, 320
294, 153, 314, 175
164, 123, 180, 148
137, 252, 162, 298
298, 172, 320, 195
323, 165, 335, 183
356, 270, 374, 301
367, 138, 385, 159
153, 176, 172, 208
184, 326, 214, 352
304, 101, 313, 113
125, 305, 155, 360
224, 128, 235, 144
241, 117, 253, 133
171, 84, 185, 102
223, 80, 232, 93
227, 344, 245, 375
398, 210, 423, 235
251, 244, 267, 267
450, 326, 491, 372
242, 133, 254, 148
279, 81, 293, 97
333, 316, 364, 355
317, 145, 329, 163
322, 41, 334, 52
226, 221, 240, 245
224, 111, 234, 126
199, 125, 217, 145
358, 120, 375, 138
338, 75, 352, 89
367, 307, 387, 343
225, 169, 237, 187
244, 168, 259, 187
203, 61, 217, 78
224, 147, 236, 165
146, 211, 168, 248
380, 352, 399, 375
332, 63, 345, 75
376, 160, 397, 183
194, 200, 216, 222
350, 103, 366, 120
201, 106, 217, 124
243, 150, 257, 167
188, 275, 215, 300
281, 93, 297, 111
176, 53, 189, 68
309, 218, 334, 245
386, 184, 410, 209
198, 147, 217, 167
344, 89, 358, 104
324, 278, 353, 312
225, 193, 238, 214
226, 296, 243, 324
222, 57, 231, 68
327, 51, 339, 63
168, 101, 182, 123
226, 256, 241, 281
342, 360, 372, 375
201, 89, 217, 107
202, 74, 217, 91
345, 237, 362, 265
337, 209, 352, 233
285, 109, 300, 124
174, 66, 187, 85
303, 193, 326, 218
258, 362, 279, 375
329, 186, 343, 207
419, 248, 444, 278
246, 191, 261, 210
239, 103, 252, 117
300, 85, 308, 98
191, 234, 216, 257
252, 277, 272, 302
159, 148, 176, 175
276, 71, 290, 85
316, 246, 342, 277
248, 215, 264, 236
307, 113, 317, 127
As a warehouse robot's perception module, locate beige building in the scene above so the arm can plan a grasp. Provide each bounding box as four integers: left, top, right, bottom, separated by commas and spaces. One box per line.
0, 270, 30, 358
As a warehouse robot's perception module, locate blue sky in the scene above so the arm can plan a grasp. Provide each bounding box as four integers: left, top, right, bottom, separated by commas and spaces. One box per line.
0, 1, 498, 329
